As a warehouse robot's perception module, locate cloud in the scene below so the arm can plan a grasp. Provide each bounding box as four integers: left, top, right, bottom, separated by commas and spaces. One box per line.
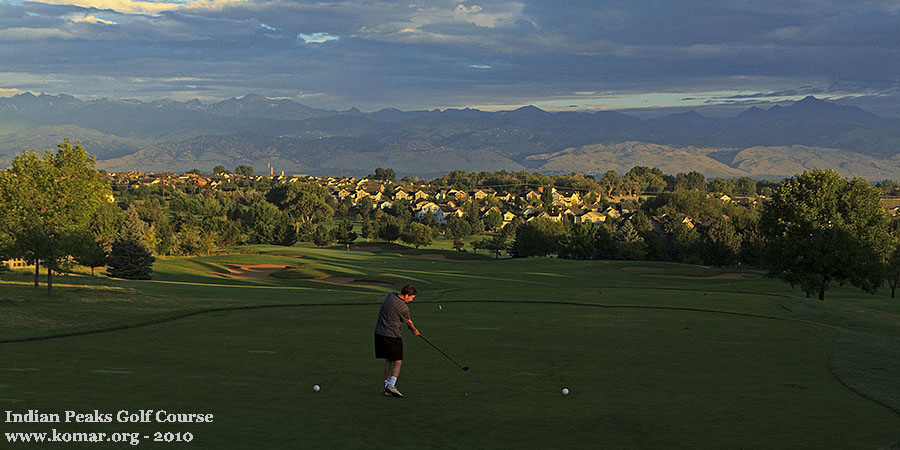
0, 27, 78, 40
456, 4, 483, 14
26, 0, 247, 15
469, 64, 492, 69
259, 23, 277, 32
297, 32, 340, 44
69, 14, 118, 24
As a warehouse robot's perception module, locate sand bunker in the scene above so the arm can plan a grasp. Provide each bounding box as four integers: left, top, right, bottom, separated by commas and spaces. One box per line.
622, 265, 666, 271
219, 264, 289, 279
640, 273, 749, 280
317, 276, 392, 287
402, 254, 484, 262
352, 246, 383, 251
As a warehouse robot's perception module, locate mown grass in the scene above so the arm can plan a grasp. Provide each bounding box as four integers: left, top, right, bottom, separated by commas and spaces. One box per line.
1, 241, 899, 449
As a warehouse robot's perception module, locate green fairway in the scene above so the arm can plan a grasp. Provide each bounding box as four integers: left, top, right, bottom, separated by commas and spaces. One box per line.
2, 244, 900, 449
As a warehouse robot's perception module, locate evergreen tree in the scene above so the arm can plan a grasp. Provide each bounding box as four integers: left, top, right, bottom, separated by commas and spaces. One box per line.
334, 220, 358, 250
107, 239, 155, 280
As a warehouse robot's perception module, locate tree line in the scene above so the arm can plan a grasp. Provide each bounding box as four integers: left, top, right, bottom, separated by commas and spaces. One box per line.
2, 142, 899, 300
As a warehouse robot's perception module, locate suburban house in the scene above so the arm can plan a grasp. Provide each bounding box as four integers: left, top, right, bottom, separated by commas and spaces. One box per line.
2, 259, 33, 270
577, 211, 607, 224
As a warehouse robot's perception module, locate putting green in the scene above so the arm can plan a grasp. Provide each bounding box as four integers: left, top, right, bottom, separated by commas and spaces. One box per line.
4, 301, 898, 449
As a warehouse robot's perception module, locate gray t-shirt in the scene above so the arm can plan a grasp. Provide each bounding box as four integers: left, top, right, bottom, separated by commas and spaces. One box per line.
374, 292, 411, 338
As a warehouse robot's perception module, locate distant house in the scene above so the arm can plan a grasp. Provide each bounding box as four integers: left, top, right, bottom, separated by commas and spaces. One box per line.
520, 205, 539, 218
415, 202, 442, 220
473, 189, 492, 201
448, 189, 468, 201
502, 211, 517, 224
337, 189, 353, 201
2, 259, 32, 270
414, 190, 430, 201
577, 211, 607, 224
526, 191, 542, 202
394, 190, 411, 201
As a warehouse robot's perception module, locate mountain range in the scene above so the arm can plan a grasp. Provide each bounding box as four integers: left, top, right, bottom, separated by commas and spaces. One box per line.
2, 93, 900, 179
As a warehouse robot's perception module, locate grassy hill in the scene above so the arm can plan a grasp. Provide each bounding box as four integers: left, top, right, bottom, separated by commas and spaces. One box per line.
2, 243, 899, 449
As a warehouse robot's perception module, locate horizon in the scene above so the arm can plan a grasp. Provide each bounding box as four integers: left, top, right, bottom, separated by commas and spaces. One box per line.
1, 91, 885, 120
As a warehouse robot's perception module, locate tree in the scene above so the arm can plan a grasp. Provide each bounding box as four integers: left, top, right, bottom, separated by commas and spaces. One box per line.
73, 233, 109, 276
334, 220, 358, 250
266, 182, 334, 234
213, 165, 227, 175
0, 140, 110, 294
369, 168, 397, 182
510, 218, 565, 257
453, 237, 466, 252
760, 169, 890, 300
244, 201, 297, 246
377, 215, 405, 242
118, 205, 161, 254
599, 171, 619, 198
675, 171, 707, 192
73, 201, 121, 276
235, 165, 254, 177
446, 214, 472, 239
401, 222, 434, 249
360, 216, 376, 241
702, 218, 741, 266
481, 233, 509, 259
560, 222, 608, 260
614, 220, 648, 260
883, 218, 900, 298
107, 239, 155, 280
483, 208, 503, 231
311, 225, 334, 247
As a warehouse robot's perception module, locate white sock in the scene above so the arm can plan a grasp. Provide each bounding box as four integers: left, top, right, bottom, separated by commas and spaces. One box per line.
383, 379, 389, 388
388, 376, 398, 387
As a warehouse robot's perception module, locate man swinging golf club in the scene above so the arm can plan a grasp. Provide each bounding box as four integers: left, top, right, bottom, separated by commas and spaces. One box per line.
374, 284, 419, 398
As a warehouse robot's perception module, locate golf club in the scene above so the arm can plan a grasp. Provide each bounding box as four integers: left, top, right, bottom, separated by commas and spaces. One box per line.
418, 335, 469, 371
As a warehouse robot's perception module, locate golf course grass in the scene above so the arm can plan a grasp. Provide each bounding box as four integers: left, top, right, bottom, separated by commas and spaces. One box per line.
2, 243, 899, 449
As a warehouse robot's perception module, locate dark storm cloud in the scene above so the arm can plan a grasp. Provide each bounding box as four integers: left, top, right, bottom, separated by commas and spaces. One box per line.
1, 0, 899, 112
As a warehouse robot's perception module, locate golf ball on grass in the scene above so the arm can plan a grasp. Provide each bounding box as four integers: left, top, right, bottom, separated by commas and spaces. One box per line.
313, 385, 320, 392
562, 388, 569, 396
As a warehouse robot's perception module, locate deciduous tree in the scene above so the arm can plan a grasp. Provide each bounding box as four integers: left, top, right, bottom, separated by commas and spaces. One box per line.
760, 169, 890, 300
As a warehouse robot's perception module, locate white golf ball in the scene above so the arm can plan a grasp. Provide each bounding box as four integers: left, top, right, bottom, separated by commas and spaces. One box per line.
562, 388, 569, 396
313, 385, 320, 392
438, 305, 443, 310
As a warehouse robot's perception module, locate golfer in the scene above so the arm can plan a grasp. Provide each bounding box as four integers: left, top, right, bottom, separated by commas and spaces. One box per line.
374, 284, 420, 398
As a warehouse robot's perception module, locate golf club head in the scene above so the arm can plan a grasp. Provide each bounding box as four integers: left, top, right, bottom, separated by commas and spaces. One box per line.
462, 366, 469, 371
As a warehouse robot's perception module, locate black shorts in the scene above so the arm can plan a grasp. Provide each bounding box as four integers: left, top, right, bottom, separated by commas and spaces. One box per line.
374, 334, 403, 361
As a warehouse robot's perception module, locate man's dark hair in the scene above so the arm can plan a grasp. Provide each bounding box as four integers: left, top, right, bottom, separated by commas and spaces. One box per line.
400, 284, 417, 296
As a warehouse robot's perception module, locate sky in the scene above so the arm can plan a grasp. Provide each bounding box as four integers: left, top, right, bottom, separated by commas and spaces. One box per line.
1, 0, 899, 115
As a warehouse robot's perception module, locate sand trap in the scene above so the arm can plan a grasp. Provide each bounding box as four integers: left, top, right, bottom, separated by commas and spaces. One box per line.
317, 276, 392, 287
640, 273, 749, 279
402, 254, 484, 262
218, 264, 289, 279
622, 265, 666, 271
352, 246, 382, 251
